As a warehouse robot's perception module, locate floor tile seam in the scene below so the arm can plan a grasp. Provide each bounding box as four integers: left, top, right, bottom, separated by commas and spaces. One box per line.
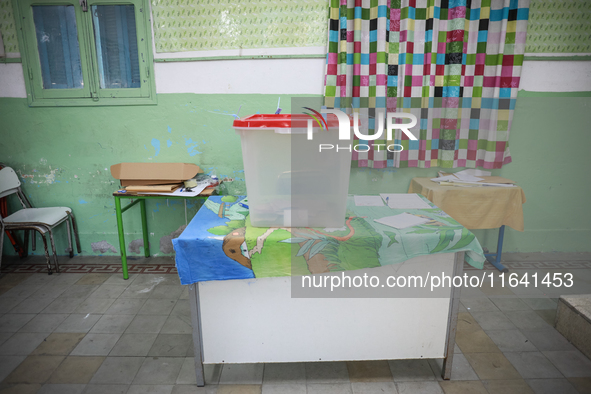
0, 332, 52, 357
89, 329, 134, 335
136, 311, 176, 316
93, 355, 149, 385
39, 353, 88, 385
55, 312, 103, 334
467, 310, 515, 326
4, 353, 68, 385
135, 356, 190, 386
511, 323, 564, 338
502, 351, 570, 380
482, 328, 542, 352
461, 348, 569, 382
491, 308, 555, 327
38, 296, 98, 315
456, 322, 517, 340
424, 358, 446, 381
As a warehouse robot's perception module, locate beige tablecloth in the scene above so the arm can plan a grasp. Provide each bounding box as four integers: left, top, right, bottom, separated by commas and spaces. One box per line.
408, 177, 526, 231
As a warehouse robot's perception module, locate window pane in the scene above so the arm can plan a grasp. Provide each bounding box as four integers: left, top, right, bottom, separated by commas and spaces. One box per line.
32, 5, 83, 89
92, 5, 141, 89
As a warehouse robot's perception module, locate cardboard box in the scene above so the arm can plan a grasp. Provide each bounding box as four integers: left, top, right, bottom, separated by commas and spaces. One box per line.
110, 163, 202, 187
125, 184, 182, 192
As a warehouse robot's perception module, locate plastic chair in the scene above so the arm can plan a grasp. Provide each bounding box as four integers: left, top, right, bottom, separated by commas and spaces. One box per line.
0, 167, 81, 274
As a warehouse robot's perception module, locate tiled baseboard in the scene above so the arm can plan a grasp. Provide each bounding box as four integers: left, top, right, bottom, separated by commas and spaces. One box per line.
2, 260, 591, 275
1, 263, 178, 274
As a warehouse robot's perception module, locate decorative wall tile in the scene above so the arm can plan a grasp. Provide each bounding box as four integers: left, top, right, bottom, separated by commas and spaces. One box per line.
0, 0, 19, 54
525, 0, 591, 53
150, 0, 328, 53
4, 0, 589, 56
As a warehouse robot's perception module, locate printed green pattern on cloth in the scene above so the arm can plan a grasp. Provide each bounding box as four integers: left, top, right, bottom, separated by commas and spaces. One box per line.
172, 195, 486, 285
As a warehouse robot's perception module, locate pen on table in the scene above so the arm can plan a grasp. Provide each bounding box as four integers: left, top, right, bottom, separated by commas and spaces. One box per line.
386, 197, 389, 205
239, 202, 249, 209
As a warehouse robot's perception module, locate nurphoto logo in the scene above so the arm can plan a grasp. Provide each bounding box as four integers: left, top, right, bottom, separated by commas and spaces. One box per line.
304, 108, 418, 153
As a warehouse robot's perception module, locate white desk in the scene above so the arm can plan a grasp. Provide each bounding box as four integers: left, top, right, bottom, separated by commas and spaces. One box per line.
188, 252, 464, 385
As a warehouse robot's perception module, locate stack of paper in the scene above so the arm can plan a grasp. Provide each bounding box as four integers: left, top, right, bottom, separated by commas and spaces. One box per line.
432, 174, 460, 183
380, 193, 432, 209
354, 195, 385, 206
126, 184, 181, 192
431, 170, 516, 187
454, 173, 485, 182
456, 169, 491, 177
374, 213, 430, 229
138, 183, 208, 196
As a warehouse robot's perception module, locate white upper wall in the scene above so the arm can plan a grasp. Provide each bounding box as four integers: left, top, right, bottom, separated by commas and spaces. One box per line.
519, 60, 591, 92
154, 57, 326, 95
3, 56, 590, 98
1, 10, 590, 98
0, 63, 26, 98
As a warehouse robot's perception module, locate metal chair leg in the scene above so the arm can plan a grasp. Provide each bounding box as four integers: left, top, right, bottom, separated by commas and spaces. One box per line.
0, 221, 4, 272
32, 230, 36, 251
45, 227, 60, 274
69, 212, 81, 254
65, 219, 73, 258
23, 230, 29, 258
36, 229, 53, 275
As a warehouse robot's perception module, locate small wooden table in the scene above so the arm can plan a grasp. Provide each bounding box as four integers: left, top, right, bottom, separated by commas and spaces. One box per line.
409, 177, 526, 272
112, 187, 215, 279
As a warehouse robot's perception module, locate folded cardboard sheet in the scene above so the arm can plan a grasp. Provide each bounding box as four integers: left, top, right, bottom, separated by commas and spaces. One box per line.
110, 163, 202, 186
125, 184, 181, 192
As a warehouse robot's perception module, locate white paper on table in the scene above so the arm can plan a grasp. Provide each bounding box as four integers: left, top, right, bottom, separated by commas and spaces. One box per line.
379, 193, 432, 209
439, 182, 479, 187
478, 182, 516, 187
138, 183, 208, 197
445, 181, 515, 187
431, 175, 458, 183
453, 172, 485, 182
374, 213, 430, 229
455, 169, 491, 177
354, 195, 385, 206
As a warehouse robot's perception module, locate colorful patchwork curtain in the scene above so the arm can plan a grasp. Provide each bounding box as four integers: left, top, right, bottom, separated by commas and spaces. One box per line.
324, 0, 530, 169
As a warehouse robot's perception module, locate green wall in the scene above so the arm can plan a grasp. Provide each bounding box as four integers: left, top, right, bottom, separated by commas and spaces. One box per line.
347, 93, 591, 253
1, 92, 590, 256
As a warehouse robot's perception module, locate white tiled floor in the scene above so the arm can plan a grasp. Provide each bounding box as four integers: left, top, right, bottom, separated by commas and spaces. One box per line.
0, 256, 590, 393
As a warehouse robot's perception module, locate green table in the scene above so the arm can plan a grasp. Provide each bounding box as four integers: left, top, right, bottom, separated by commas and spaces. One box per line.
113, 188, 214, 279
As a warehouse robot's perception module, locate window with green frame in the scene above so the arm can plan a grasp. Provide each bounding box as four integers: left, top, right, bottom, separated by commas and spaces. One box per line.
12, 0, 156, 106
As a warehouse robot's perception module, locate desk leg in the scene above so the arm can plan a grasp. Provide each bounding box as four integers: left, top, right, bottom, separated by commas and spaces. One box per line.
189, 283, 205, 387
114, 197, 129, 280
442, 252, 464, 379
485, 225, 509, 273
140, 199, 150, 258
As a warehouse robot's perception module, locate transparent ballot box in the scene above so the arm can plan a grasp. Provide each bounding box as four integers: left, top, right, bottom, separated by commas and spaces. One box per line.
233, 114, 352, 228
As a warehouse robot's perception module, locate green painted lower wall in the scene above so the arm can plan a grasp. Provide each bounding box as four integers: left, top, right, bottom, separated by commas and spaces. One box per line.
347, 93, 591, 253
0, 93, 259, 257
0, 92, 590, 257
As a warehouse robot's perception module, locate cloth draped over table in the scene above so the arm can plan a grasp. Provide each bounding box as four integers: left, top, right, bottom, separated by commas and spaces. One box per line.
323, 0, 530, 169
173, 196, 486, 285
